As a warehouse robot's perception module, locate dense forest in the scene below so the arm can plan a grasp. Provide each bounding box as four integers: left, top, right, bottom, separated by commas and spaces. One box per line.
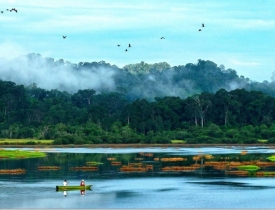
1, 54, 275, 144
2, 53, 275, 101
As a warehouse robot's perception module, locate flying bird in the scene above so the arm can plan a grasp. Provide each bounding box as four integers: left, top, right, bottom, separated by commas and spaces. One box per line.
198, 29, 202, 31
117, 44, 120, 47
62, 36, 66, 39
161, 37, 165, 39
202, 23, 205, 27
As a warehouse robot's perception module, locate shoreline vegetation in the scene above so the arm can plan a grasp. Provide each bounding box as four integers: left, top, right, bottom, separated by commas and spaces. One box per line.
0, 139, 273, 149
0, 149, 46, 159
2, 79, 275, 146
1, 143, 275, 148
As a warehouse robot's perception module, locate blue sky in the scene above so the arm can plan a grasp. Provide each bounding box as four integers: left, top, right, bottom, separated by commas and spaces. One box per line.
0, 0, 275, 82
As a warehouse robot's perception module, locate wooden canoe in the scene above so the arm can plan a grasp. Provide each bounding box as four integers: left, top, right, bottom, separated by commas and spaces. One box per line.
56, 185, 92, 191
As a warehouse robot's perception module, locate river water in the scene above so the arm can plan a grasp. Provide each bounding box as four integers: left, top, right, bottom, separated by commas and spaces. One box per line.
1, 146, 275, 208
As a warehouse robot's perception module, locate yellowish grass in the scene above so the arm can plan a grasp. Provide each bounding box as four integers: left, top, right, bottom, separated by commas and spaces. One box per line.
0, 139, 53, 144
171, 140, 186, 144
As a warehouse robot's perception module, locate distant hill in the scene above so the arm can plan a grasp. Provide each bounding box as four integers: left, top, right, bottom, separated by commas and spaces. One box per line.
1, 53, 275, 101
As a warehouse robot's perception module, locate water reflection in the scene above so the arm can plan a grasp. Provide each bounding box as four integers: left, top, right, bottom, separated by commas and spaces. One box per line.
1, 147, 275, 179
2, 147, 275, 208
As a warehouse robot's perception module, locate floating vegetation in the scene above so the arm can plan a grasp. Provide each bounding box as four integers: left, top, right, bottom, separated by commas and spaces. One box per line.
120, 165, 147, 172
86, 161, 103, 165
204, 161, 228, 170
70, 166, 98, 171
225, 170, 248, 176
240, 150, 248, 155
107, 158, 116, 161
254, 161, 275, 167
0, 149, 46, 159
261, 172, 275, 177
237, 165, 260, 171
37, 166, 60, 171
162, 165, 200, 172
160, 157, 187, 162
192, 156, 201, 161
267, 155, 275, 162
111, 161, 121, 166
144, 153, 154, 157
137, 152, 154, 157
0, 168, 26, 175
146, 165, 153, 170
204, 155, 214, 159
129, 163, 143, 167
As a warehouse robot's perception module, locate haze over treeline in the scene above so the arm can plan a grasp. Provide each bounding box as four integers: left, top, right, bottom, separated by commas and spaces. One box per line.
1, 53, 275, 101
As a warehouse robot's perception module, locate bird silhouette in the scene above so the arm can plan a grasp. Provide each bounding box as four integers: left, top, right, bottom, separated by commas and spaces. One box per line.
202, 23, 205, 27
161, 37, 165, 39
117, 44, 120, 47
128, 44, 131, 47
1, 11, 3, 13
125, 49, 128, 52
198, 29, 202, 31
62, 36, 66, 39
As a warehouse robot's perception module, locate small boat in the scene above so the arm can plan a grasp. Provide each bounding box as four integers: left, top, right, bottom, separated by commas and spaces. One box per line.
56, 185, 92, 191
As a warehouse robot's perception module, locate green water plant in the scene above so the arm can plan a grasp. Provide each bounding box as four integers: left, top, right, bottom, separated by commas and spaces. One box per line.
267, 155, 275, 161
0, 149, 46, 159
237, 165, 260, 171
86, 161, 103, 165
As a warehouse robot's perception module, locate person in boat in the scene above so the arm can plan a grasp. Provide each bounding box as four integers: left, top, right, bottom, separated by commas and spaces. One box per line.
80, 179, 85, 186
63, 180, 68, 186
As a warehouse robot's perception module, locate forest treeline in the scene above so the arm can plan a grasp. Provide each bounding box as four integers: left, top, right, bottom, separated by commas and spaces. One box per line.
1, 79, 275, 145
2, 54, 275, 101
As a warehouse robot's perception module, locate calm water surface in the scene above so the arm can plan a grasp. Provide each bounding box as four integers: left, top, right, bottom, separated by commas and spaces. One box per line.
1, 146, 275, 208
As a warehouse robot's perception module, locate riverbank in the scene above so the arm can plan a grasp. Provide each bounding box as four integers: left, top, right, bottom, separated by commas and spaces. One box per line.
1, 143, 275, 148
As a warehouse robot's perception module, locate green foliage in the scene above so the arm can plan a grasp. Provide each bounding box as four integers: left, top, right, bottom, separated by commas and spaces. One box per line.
0, 149, 46, 159
1, 75, 275, 145
237, 165, 260, 171
171, 140, 186, 144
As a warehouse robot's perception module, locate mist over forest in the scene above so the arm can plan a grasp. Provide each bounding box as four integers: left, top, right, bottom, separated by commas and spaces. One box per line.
1, 53, 275, 101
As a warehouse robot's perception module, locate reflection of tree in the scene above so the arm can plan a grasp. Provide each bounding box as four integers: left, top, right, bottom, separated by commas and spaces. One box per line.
1, 151, 274, 178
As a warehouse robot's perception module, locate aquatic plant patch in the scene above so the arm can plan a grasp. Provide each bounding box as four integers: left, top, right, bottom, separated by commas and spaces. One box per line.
0, 149, 46, 159
38, 166, 60, 170
86, 161, 103, 165
70, 166, 98, 171
237, 165, 260, 171
267, 155, 275, 161
0, 168, 26, 175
